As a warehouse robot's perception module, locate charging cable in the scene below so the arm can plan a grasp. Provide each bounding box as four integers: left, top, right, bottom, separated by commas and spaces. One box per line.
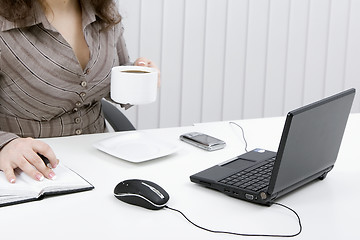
162, 121, 301, 237
229, 121, 249, 152
165, 202, 302, 237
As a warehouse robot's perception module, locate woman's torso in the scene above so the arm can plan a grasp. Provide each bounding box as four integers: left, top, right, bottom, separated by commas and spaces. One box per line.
0, 1, 127, 138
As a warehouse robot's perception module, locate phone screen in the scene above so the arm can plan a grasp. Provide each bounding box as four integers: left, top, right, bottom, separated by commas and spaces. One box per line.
187, 134, 220, 145
182, 133, 224, 145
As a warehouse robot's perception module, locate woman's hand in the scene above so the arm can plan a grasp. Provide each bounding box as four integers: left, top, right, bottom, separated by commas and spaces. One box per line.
0, 138, 59, 183
134, 57, 158, 69
134, 57, 161, 86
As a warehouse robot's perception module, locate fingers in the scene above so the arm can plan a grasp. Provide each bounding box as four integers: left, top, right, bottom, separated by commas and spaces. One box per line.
134, 57, 161, 86
134, 57, 152, 67
32, 140, 58, 169
134, 57, 159, 70
3, 167, 16, 184
24, 151, 57, 181
0, 138, 59, 183
17, 155, 46, 181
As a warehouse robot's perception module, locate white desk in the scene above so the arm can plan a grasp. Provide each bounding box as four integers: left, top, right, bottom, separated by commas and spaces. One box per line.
1, 114, 359, 240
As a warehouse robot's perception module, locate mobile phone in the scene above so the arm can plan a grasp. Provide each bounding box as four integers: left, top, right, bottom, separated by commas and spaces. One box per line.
179, 132, 226, 151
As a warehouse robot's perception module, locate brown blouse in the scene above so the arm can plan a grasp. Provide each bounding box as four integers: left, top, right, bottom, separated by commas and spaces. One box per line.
0, 1, 130, 147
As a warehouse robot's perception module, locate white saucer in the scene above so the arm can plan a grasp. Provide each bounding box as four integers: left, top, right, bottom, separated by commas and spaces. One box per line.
93, 132, 180, 163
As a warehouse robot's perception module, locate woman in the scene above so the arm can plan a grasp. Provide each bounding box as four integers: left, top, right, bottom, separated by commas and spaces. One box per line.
0, 0, 158, 183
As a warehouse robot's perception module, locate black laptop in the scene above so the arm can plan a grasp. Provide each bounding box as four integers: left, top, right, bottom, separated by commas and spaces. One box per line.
190, 88, 356, 206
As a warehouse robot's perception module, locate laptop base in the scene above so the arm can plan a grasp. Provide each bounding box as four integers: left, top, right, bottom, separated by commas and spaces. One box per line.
190, 149, 335, 206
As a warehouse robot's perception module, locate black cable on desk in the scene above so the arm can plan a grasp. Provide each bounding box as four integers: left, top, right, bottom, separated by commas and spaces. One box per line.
165, 202, 302, 237
167, 122, 302, 237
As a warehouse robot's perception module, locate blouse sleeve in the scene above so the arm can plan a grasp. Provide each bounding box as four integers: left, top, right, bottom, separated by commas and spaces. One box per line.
0, 132, 19, 149
116, 23, 131, 66
0, 41, 19, 148
105, 22, 133, 110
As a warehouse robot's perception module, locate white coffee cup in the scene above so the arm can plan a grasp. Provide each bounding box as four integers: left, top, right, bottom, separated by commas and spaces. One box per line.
110, 66, 158, 105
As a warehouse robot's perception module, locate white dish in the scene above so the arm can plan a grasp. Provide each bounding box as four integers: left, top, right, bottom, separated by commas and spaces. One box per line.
93, 132, 180, 163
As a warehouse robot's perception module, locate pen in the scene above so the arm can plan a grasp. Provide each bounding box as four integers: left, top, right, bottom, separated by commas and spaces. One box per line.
38, 153, 52, 169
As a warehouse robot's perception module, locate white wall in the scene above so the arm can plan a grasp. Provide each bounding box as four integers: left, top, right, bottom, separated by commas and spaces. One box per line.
118, 0, 360, 130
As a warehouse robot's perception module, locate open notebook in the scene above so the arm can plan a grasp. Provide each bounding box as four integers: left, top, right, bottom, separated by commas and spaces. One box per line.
0, 164, 94, 207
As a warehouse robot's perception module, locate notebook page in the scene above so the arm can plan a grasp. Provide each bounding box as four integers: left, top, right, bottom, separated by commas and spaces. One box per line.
18, 164, 91, 195
0, 171, 39, 202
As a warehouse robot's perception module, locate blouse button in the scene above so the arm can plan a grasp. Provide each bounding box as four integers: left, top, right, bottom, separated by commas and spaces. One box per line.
80, 81, 87, 87
75, 129, 82, 135
74, 117, 81, 124
85, 69, 90, 75
72, 107, 78, 112
75, 102, 82, 107
80, 92, 86, 98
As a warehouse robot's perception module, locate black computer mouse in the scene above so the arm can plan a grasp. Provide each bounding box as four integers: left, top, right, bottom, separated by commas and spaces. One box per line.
114, 179, 170, 210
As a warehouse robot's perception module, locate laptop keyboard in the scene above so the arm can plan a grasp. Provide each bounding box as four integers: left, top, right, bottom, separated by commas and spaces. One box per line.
219, 158, 275, 192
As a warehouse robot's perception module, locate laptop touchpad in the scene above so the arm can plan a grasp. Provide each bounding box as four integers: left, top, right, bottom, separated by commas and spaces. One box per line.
221, 149, 277, 170
222, 159, 255, 169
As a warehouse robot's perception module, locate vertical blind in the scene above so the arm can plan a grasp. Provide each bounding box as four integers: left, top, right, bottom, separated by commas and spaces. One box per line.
118, 0, 360, 129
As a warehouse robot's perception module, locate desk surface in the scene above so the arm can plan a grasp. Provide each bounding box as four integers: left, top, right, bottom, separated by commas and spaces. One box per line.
1, 114, 359, 240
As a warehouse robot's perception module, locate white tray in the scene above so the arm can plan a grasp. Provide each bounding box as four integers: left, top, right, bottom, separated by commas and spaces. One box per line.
93, 132, 180, 163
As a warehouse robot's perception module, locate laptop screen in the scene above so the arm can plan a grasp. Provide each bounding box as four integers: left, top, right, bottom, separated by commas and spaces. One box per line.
268, 89, 355, 194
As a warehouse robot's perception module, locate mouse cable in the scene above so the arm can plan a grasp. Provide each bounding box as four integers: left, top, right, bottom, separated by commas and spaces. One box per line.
229, 121, 249, 152
164, 202, 302, 238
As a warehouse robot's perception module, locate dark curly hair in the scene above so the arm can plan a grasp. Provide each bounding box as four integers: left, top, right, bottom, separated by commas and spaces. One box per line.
0, 0, 121, 28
